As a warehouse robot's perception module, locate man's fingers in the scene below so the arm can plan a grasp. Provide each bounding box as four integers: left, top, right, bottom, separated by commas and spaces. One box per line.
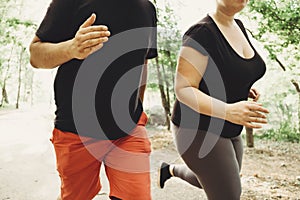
79, 30, 110, 42
80, 13, 96, 28
91, 43, 105, 53
81, 37, 108, 48
83, 43, 104, 55
80, 25, 109, 34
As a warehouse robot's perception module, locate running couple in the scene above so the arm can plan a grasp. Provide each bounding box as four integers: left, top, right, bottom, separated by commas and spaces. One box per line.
29, 0, 268, 199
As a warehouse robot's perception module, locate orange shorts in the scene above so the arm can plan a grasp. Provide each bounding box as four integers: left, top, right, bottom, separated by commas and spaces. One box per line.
51, 112, 151, 200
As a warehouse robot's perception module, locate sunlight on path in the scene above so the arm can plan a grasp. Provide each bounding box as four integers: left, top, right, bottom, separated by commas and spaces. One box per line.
0, 106, 203, 200
0, 105, 59, 200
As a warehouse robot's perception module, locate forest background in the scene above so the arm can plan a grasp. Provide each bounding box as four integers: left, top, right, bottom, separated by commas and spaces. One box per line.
0, 0, 299, 199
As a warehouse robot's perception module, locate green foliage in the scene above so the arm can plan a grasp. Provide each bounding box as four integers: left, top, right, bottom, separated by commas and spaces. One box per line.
246, 0, 299, 71
156, 4, 182, 55
257, 90, 298, 142
257, 84, 300, 143
244, 0, 300, 141
258, 124, 300, 143
148, 0, 181, 99
256, 109, 300, 143
147, 82, 159, 90
248, 0, 300, 47
5, 17, 36, 28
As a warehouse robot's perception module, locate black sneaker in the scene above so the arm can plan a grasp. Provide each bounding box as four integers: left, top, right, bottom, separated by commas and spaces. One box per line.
158, 162, 172, 189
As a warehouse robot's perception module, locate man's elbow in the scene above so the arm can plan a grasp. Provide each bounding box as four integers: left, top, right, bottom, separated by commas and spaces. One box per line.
29, 57, 39, 69
29, 43, 39, 68
29, 36, 46, 68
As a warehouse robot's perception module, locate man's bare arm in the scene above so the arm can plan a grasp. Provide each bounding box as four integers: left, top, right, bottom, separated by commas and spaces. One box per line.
29, 13, 110, 69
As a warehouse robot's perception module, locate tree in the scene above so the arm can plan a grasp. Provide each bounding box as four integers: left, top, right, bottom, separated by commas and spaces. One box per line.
0, 0, 36, 108
16, 46, 26, 109
151, 0, 182, 129
0, 46, 14, 106
245, 0, 300, 138
0, 0, 12, 107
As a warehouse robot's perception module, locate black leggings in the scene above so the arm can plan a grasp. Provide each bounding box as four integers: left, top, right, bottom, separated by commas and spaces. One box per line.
172, 125, 243, 200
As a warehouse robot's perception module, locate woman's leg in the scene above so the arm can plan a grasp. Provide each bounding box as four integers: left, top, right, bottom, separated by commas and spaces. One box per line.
232, 135, 243, 172
174, 126, 243, 200
159, 162, 202, 188
158, 124, 202, 189
172, 164, 202, 188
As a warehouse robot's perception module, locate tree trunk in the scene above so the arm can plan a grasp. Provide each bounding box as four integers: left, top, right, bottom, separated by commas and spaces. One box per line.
1, 84, 9, 106
291, 79, 300, 133
16, 48, 24, 109
161, 62, 171, 120
298, 93, 300, 133
246, 127, 254, 147
155, 57, 170, 129
165, 50, 176, 101
1, 47, 14, 107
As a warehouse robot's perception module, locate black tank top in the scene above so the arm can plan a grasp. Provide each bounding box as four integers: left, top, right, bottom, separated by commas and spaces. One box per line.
171, 15, 266, 138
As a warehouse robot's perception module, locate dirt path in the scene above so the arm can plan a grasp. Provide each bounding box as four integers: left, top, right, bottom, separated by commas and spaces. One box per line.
149, 128, 300, 200
0, 107, 299, 200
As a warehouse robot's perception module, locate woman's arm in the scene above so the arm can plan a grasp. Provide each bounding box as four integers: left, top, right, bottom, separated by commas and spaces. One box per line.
175, 46, 269, 128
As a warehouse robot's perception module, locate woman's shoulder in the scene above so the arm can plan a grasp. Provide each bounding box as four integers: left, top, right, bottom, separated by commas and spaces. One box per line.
182, 15, 216, 55
184, 15, 215, 37
184, 15, 215, 38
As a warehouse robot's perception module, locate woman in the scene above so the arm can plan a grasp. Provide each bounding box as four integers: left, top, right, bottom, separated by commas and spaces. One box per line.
158, 0, 269, 199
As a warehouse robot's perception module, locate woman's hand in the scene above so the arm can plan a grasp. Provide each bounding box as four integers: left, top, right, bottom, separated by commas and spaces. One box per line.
248, 88, 260, 102
70, 13, 110, 60
225, 101, 269, 128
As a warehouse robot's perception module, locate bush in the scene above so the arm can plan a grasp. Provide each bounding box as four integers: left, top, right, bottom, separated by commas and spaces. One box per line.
256, 106, 300, 143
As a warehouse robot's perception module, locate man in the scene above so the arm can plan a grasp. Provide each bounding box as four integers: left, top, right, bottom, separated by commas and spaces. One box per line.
29, 0, 157, 199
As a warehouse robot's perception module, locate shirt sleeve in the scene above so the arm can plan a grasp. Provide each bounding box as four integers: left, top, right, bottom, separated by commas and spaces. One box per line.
145, 1, 158, 59
36, 0, 75, 43
182, 24, 213, 56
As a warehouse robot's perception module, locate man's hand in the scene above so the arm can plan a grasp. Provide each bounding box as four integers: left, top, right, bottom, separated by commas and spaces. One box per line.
70, 13, 110, 60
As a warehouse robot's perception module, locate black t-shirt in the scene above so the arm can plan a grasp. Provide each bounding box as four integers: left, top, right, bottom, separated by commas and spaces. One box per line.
36, 0, 158, 139
171, 15, 266, 138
